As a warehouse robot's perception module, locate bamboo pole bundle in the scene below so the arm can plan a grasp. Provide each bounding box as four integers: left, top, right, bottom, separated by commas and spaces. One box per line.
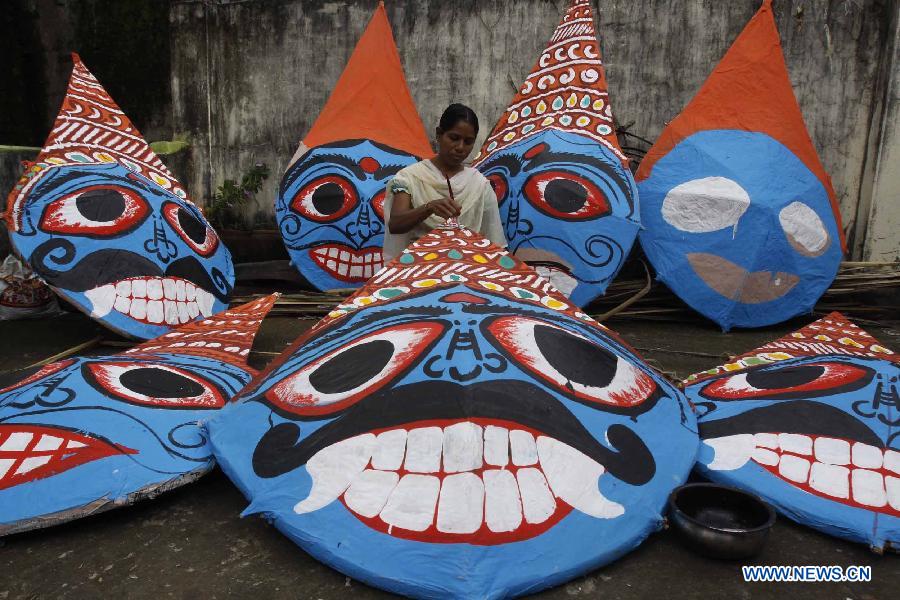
228, 261, 899, 323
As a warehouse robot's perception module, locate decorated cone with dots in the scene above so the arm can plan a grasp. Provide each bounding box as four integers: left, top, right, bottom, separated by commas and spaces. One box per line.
474, 0, 639, 308
207, 226, 698, 598
683, 311, 899, 550
4, 54, 235, 340
0, 295, 277, 536
276, 2, 432, 292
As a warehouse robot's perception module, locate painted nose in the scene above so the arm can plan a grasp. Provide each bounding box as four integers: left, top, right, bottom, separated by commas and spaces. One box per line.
348, 203, 378, 240
422, 326, 507, 383
852, 373, 899, 427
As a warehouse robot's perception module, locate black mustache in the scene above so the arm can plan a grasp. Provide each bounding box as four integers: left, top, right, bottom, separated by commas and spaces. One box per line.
30, 239, 231, 301
252, 379, 656, 485
700, 400, 883, 448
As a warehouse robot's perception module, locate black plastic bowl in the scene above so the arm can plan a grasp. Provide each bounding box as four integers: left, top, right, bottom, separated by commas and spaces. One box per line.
668, 483, 776, 560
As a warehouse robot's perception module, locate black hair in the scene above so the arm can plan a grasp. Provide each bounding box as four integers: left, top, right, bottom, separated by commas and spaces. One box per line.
438, 103, 479, 135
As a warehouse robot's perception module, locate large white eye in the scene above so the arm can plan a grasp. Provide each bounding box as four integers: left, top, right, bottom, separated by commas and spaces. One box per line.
486, 316, 657, 409
661, 176, 750, 233
40, 185, 150, 237
779, 201, 830, 257
264, 322, 444, 417
84, 362, 225, 408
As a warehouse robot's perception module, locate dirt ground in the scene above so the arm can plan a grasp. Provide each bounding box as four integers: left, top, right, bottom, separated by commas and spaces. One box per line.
1, 306, 898, 599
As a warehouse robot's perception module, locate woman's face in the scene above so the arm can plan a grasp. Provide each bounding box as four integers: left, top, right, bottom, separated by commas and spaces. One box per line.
436, 120, 477, 168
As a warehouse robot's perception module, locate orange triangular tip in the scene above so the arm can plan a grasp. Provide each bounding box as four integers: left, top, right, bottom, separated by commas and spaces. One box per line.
683, 311, 897, 386
636, 0, 844, 250
126, 294, 279, 367
475, 0, 625, 165
301, 4, 431, 158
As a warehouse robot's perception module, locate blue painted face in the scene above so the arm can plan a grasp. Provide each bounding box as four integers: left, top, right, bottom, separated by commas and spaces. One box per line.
638, 130, 842, 329
0, 353, 252, 534
686, 355, 900, 548
207, 286, 697, 598
477, 130, 640, 307
8, 162, 233, 340
276, 139, 419, 291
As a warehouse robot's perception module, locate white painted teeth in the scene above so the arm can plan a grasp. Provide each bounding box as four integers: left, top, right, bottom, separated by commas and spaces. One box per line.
343, 469, 398, 518
87, 277, 212, 325
436, 472, 484, 534
442, 422, 483, 473
0, 432, 34, 452
815, 437, 850, 465
779, 433, 812, 456
851, 469, 887, 507
704, 432, 900, 511
484, 425, 510, 467
294, 434, 375, 515
315, 247, 384, 279
510, 430, 538, 466
0, 432, 85, 481
194, 288, 215, 317
85, 284, 116, 317
517, 467, 557, 524
484, 469, 522, 532
371, 429, 406, 471
536, 436, 624, 518
291, 422, 625, 534
379, 474, 440, 532
404, 426, 442, 473
809, 462, 850, 498
703, 434, 754, 471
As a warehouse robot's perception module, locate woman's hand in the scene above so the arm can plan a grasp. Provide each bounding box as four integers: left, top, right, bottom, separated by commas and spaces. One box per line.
427, 198, 462, 219
388, 192, 462, 233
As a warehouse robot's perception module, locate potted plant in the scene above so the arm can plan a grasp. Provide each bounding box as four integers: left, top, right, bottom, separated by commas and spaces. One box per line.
207, 163, 287, 263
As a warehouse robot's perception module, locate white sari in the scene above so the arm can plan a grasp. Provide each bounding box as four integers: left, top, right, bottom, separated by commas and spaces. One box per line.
382, 160, 507, 262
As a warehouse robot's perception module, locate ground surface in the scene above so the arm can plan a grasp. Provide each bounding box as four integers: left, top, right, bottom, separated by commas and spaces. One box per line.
1, 307, 898, 599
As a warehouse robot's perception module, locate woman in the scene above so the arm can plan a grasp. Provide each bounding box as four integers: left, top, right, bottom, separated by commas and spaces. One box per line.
383, 104, 507, 261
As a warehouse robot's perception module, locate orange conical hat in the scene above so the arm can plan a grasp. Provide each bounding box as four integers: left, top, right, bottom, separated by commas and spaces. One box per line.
301, 2, 431, 158
6, 54, 188, 231
474, 0, 625, 165
123, 294, 279, 367
636, 0, 845, 250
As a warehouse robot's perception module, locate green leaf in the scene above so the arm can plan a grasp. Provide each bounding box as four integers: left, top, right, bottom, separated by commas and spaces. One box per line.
149, 140, 190, 155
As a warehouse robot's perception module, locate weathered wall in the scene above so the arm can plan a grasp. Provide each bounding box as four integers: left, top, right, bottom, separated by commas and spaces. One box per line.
2, 0, 896, 259
859, 1, 900, 262
168, 0, 894, 257
0, 0, 173, 147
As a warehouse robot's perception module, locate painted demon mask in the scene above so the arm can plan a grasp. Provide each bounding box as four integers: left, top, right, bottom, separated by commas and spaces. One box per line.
276, 140, 417, 289
208, 228, 697, 598
0, 296, 275, 536
636, 1, 843, 330
277, 4, 432, 291
5, 55, 233, 339
684, 313, 898, 550
474, 0, 639, 307
478, 131, 638, 306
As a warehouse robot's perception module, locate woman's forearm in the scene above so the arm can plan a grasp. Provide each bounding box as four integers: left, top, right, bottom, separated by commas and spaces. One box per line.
388, 202, 434, 234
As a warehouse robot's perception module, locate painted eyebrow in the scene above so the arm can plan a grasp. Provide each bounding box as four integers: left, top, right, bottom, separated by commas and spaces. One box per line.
374, 164, 406, 180
296, 305, 453, 355
479, 154, 523, 177
524, 150, 634, 203
288, 153, 366, 183
462, 303, 625, 349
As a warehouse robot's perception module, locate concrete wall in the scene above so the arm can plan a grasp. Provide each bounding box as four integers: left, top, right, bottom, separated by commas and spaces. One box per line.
3, 0, 897, 259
